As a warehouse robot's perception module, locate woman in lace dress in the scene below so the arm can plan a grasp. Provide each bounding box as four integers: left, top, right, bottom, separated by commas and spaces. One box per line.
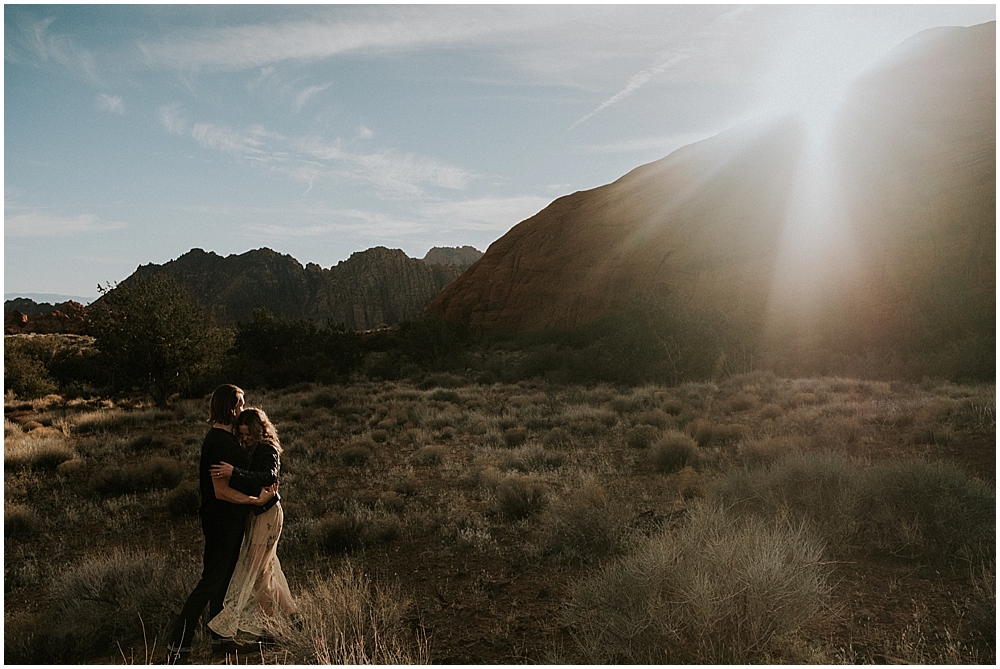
207, 407, 295, 640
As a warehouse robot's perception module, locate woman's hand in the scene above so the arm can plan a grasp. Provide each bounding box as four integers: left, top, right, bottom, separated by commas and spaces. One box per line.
210, 462, 234, 480
256, 483, 278, 506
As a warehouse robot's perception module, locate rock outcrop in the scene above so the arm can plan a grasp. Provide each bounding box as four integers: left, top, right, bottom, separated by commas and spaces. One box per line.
423, 246, 483, 268
4, 301, 91, 335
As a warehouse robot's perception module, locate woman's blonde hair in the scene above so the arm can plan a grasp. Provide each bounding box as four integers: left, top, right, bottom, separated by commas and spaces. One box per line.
235, 407, 282, 455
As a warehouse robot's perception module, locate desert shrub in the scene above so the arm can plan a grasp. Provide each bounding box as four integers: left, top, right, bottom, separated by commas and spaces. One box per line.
736, 436, 805, 468
852, 459, 994, 562
675, 466, 704, 499
393, 477, 419, 497
312, 512, 365, 553
625, 424, 660, 449
637, 408, 671, 429
410, 444, 448, 466
261, 561, 427, 664
369, 429, 390, 443
10, 549, 197, 663
5, 503, 39, 540
532, 480, 626, 563
757, 402, 783, 420
563, 504, 829, 663
662, 398, 686, 415
495, 474, 548, 520
4, 341, 58, 399
429, 388, 460, 403
4, 433, 75, 471
500, 444, 566, 473
341, 443, 373, 467
651, 430, 698, 473
723, 392, 758, 413
502, 427, 528, 448
90, 274, 231, 403
712, 451, 860, 548
164, 480, 200, 517
127, 434, 171, 452
92, 456, 184, 496
689, 419, 748, 447
71, 406, 172, 435
543, 426, 573, 448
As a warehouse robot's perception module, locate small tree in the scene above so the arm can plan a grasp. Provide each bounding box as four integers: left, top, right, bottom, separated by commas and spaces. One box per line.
89, 274, 231, 404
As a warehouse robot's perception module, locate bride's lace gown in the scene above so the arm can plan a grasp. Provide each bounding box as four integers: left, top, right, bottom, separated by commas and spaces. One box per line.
208, 502, 294, 638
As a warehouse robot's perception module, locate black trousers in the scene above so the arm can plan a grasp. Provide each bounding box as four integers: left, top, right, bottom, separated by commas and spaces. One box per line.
168, 513, 247, 648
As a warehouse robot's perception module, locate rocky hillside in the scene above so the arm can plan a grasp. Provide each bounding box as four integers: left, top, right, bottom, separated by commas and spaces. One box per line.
119, 245, 480, 329
428, 22, 994, 376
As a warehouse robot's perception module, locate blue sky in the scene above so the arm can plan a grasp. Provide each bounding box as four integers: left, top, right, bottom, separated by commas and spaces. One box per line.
5, 4, 994, 300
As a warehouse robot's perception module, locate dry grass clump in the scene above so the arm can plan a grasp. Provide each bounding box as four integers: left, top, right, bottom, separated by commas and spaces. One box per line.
689, 419, 749, 447
5, 503, 39, 540
714, 452, 995, 563
92, 456, 184, 496
723, 392, 758, 413
311, 506, 402, 555
499, 444, 566, 473
637, 408, 671, 429
542, 426, 573, 448
7, 549, 196, 664
410, 444, 448, 466
4, 430, 75, 471
625, 424, 660, 449
736, 435, 805, 468
495, 474, 548, 520
650, 430, 698, 473
264, 561, 427, 664
341, 441, 374, 467
164, 480, 200, 517
70, 406, 172, 434
502, 427, 528, 448
532, 478, 627, 563
852, 459, 994, 563
564, 504, 829, 663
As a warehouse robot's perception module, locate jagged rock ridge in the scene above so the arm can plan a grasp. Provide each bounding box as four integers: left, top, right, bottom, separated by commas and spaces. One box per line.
124, 245, 480, 329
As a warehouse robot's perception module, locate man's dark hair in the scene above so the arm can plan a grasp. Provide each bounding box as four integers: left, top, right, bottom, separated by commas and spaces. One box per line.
208, 384, 243, 425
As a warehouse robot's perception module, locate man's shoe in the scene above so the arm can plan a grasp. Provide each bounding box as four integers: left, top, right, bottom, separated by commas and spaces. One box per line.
164, 644, 191, 665
210, 637, 238, 657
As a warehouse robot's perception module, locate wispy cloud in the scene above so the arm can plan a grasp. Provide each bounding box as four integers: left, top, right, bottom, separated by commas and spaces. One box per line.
96, 94, 124, 114
167, 117, 478, 197
8, 15, 101, 82
576, 131, 713, 156
159, 104, 188, 136
138, 7, 546, 71
570, 6, 760, 129
294, 83, 332, 112
5, 210, 127, 237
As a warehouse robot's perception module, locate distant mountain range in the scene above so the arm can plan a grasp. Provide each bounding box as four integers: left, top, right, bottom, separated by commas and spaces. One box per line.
122, 245, 483, 329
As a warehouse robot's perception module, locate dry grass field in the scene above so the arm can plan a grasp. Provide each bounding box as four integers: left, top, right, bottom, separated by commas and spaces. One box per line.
4, 372, 995, 664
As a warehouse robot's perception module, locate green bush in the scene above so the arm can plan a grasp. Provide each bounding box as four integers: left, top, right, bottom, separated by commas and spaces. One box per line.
564, 504, 829, 663
651, 431, 698, 473
4, 342, 58, 399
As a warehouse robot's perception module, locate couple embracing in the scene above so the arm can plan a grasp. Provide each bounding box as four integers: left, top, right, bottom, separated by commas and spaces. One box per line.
166, 384, 295, 664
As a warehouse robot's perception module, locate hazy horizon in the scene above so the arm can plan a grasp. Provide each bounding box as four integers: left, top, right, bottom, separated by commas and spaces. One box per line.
5, 4, 995, 298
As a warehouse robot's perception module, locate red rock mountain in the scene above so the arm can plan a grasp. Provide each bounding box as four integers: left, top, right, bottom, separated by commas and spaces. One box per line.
428, 22, 994, 373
